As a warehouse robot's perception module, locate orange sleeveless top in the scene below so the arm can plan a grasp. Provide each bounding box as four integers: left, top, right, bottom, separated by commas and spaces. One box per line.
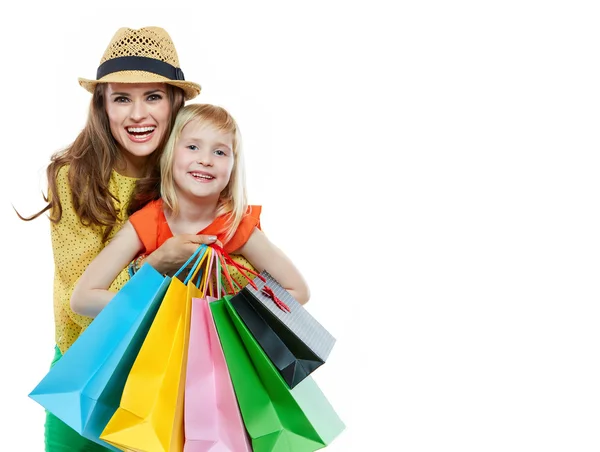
129, 199, 261, 254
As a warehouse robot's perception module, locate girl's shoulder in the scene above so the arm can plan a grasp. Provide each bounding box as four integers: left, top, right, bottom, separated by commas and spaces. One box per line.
223, 205, 262, 253
245, 205, 261, 219
232, 205, 261, 226
130, 198, 163, 222
129, 199, 165, 255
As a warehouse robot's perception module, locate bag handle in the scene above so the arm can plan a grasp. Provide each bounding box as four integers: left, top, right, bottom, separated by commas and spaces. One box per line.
215, 249, 222, 297
173, 244, 205, 279
212, 245, 290, 312
217, 250, 239, 294
185, 245, 211, 286
200, 247, 214, 296
198, 246, 217, 297
211, 244, 265, 290
195, 245, 212, 291
171, 244, 209, 286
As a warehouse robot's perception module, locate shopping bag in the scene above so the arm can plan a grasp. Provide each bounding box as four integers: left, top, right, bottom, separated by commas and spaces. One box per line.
211, 296, 345, 452
100, 245, 210, 452
229, 269, 336, 388
184, 247, 251, 451
29, 263, 172, 450
184, 297, 251, 451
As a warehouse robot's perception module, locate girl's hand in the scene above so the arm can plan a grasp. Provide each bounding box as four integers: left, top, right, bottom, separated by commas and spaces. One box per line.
145, 234, 219, 275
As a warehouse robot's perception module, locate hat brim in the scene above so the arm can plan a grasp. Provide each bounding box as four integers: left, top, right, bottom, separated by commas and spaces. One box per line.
78, 70, 201, 101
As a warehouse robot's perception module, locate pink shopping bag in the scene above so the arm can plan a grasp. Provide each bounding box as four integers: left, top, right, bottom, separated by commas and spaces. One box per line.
184, 295, 251, 451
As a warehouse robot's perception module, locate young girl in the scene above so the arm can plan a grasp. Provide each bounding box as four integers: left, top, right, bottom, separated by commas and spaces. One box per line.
71, 103, 309, 312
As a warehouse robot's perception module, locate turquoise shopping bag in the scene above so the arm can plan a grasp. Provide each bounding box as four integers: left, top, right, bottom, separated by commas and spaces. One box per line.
29, 246, 207, 449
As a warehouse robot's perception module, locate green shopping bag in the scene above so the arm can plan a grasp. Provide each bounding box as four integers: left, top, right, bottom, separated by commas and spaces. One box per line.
210, 297, 344, 451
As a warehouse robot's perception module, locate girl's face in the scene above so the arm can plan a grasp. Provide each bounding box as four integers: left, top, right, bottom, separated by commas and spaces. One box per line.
104, 82, 171, 176
172, 119, 235, 202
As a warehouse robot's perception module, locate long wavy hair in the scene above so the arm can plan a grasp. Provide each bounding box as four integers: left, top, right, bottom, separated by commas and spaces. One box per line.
128, 104, 247, 245
18, 83, 185, 242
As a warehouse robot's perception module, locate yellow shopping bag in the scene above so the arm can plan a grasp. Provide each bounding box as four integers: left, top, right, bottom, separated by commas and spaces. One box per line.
100, 246, 211, 452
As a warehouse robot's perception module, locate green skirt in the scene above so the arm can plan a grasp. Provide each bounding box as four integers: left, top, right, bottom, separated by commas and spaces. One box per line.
44, 346, 112, 452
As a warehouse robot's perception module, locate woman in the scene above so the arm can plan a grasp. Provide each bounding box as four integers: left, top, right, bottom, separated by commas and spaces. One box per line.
20, 26, 216, 451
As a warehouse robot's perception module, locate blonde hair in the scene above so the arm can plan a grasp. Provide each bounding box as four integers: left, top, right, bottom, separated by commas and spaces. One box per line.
160, 104, 247, 245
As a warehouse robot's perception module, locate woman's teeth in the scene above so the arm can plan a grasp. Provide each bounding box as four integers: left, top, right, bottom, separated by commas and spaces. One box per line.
127, 126, 156, 136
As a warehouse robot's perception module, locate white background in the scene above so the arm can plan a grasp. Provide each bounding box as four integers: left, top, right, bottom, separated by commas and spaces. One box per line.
2, 1, 600, 451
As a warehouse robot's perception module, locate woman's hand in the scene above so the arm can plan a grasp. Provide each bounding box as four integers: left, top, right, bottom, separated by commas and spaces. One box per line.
145, 234, 219, 275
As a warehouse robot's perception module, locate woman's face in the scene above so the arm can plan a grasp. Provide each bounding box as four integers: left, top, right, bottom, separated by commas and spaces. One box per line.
104, 82, 171, 175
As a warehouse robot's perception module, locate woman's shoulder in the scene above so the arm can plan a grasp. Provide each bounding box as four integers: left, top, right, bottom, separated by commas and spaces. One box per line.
109, 169, 140, 199
51, 164, 74, 205
55, 163, 71, 185
110, 169, 139, 184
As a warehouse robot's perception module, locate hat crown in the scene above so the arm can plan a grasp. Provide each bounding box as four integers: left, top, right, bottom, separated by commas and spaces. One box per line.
99, 26, 181, 68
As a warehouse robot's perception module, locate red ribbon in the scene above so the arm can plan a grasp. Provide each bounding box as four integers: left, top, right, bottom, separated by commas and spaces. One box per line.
211, 244, 265, 290
210, 244, 291, 312
261, 285, 291, 313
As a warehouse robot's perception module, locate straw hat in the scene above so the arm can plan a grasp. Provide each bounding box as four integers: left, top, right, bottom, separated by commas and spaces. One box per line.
78, 27, 201, 100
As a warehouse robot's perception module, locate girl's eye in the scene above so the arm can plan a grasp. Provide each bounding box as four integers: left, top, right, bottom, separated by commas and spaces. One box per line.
147, 94, 163, 101
214, 149, 226, 156
187, 145, 199, 151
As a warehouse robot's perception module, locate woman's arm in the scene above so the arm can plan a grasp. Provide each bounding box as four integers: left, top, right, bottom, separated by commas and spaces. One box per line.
70, 221, 143, 317
237, 228, 310, 304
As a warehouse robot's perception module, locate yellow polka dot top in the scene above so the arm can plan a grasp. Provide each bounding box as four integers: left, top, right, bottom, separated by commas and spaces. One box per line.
52, 165, 137, 353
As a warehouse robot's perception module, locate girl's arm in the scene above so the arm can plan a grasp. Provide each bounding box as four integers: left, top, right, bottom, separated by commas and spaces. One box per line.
70, 221, 144, 317
237, 228, 310, 304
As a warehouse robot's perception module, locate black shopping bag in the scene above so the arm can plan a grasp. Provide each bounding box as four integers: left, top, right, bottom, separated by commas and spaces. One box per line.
230, 271, 336, 388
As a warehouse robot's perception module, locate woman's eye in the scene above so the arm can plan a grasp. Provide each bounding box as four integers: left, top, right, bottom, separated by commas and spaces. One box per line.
114, 96, 130, 103
148, 94, 163, 101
